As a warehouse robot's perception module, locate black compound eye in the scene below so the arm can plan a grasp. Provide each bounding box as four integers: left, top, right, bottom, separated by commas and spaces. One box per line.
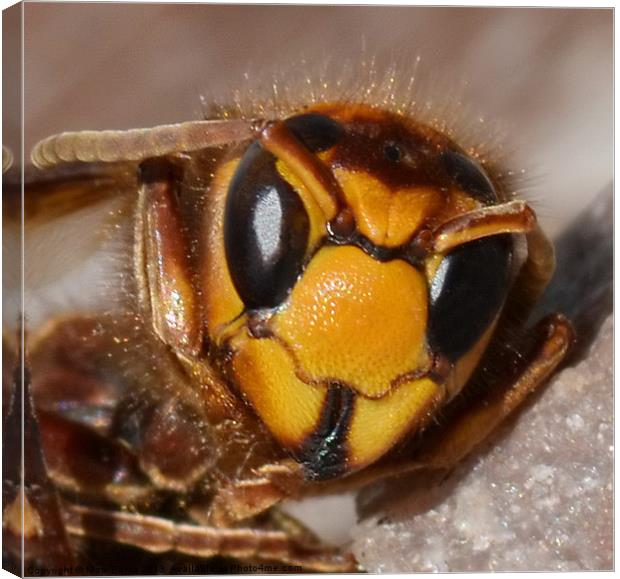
224, 141, 309, 310
427, 235, 513, 362
443, 149, 498, 205
284, 113, 344, 152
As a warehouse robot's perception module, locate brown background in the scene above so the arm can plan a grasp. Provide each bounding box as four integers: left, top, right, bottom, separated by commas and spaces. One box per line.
17, 4, 613, 238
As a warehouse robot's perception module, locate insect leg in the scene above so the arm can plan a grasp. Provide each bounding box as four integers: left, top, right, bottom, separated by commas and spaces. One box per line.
63, 503, 358, 572
192, 460, 306, 527
135, 159, 202, 356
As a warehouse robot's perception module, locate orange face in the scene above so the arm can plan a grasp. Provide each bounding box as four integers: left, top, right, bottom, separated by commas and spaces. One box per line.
202, 104, 513, 480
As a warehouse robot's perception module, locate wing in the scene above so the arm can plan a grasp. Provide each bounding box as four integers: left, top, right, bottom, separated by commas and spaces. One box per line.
4, 161, 137, 223
3, 162, 139, 333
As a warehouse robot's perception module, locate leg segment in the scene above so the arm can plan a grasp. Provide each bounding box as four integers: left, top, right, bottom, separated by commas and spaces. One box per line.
192, 460, 306, 528
64, 503, 358, 572
134, 159, 202, 356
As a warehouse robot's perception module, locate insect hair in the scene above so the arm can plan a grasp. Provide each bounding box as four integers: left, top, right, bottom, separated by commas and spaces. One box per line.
202, 54, 529, 202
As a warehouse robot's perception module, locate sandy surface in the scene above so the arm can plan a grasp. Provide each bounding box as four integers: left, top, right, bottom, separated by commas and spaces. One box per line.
352, 314, 613, 571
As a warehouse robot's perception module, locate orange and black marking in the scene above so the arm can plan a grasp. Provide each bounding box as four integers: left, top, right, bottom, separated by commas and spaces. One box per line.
201, 103, 530, 480
297, 385, 356, 480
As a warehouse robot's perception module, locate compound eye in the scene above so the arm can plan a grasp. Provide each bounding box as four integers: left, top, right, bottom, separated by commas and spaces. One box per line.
428, 235, 513, 362
443, 149, 498, 205
225, 141, 309, 310
284, 113, 344, 152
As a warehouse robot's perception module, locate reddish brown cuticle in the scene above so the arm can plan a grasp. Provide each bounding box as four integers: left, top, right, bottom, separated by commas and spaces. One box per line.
407, 228, 434, 260
329, 208, 356, 238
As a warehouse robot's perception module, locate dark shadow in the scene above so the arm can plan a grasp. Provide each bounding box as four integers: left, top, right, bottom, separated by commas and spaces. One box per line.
532, 184, 613, 363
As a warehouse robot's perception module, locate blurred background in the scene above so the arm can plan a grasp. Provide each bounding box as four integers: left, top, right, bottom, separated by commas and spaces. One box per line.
17, 4, 613, 238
